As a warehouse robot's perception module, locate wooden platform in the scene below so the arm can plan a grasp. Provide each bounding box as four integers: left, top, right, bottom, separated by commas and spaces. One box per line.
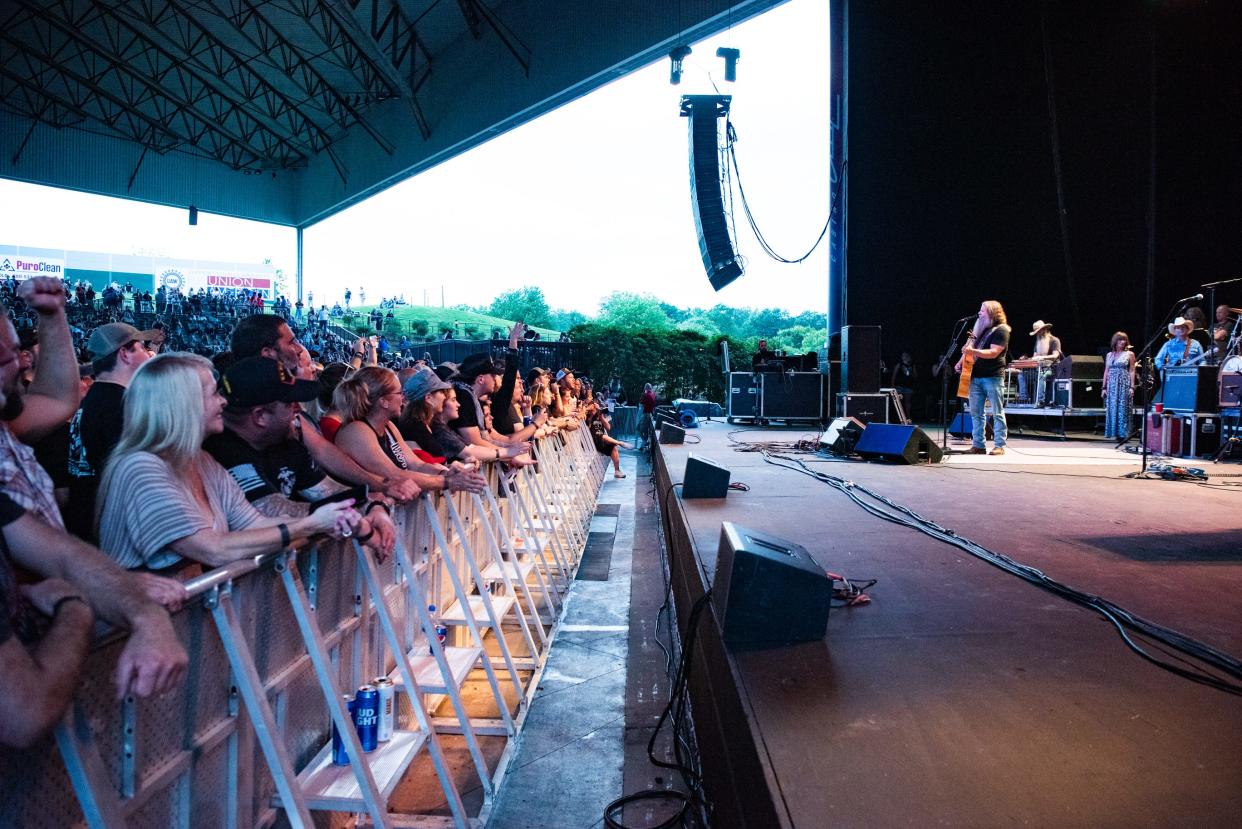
654, 422, 1242, 828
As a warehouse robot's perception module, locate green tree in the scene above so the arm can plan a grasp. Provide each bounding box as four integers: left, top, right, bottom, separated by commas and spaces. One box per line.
678, 316, 721, 339
597, 292, 671, 331
488, 286, 552, 327
551, 308, 588, 331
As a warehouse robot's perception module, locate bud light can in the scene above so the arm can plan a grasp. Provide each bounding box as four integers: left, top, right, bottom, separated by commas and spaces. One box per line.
331, 693, 355, 766
373, 677, 395, 742
353, 685, 379, 752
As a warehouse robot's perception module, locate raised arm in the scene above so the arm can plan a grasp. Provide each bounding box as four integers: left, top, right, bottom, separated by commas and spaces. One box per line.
9, 278, 79, 442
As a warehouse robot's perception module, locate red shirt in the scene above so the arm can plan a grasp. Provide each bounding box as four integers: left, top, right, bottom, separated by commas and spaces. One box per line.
641, 390, 657, 414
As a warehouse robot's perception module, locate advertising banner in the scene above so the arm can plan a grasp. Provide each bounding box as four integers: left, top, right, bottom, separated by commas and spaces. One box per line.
0, 254, 66, 280
155, 263, 273, 298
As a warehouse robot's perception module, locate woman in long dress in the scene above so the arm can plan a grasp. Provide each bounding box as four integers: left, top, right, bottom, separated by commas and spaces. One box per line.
1103, 331, 1136, 438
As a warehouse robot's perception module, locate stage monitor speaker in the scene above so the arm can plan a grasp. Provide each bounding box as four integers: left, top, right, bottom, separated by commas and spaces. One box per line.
712, 522, 833, 646
1158, 366, 1218, 414
949, 411, 993, 439
682, 455, 730, 498
1221, 372, 1242, 408
819, 416, 865, 455
855, 423, 943, 464
660, 423, 686, 444
681, 95, 743, 291
841, 325, 881, 394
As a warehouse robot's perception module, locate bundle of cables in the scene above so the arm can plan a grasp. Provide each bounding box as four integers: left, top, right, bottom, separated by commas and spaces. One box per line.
760, 451, 1242, 696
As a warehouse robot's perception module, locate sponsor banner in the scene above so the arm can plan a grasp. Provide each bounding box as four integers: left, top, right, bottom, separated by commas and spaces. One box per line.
155, 263, 274, 297
0, 255, 65, 279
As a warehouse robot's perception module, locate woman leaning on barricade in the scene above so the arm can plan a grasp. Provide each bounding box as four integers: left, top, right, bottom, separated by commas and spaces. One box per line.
332, 366, 487, 494
95, 353, 362, 574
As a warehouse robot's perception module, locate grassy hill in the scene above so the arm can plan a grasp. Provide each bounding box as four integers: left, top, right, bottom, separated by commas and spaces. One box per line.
344, 304, 561, 339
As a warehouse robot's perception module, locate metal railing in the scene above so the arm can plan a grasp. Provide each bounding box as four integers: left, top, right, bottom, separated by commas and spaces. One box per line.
0, 427, 604, 829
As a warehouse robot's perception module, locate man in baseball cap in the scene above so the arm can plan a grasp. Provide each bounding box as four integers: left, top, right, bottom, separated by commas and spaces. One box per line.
86, 322, 163, 363
217, 356, 319, 410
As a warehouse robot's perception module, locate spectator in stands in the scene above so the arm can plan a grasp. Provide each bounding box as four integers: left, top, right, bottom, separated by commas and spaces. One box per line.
589, 410, 630, 478
96, 353, 363, 573
334, 367, 486, 493
318, 305, 329, 332
204, 357, 395, 554
65, 322, 161, 539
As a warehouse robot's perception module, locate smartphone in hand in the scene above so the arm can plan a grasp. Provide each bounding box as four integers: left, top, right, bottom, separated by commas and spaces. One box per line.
308, 484, 368, 513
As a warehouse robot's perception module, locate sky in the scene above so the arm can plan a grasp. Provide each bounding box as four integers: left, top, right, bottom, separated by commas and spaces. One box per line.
0, 0, 829, 317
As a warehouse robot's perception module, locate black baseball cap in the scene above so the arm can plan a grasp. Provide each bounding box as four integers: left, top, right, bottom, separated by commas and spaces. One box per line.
221, 357, 319, 408
459, 353, 502, 381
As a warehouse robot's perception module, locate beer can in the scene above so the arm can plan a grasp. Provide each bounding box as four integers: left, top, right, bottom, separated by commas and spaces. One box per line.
434, 623, 448, 651
373, 677, 395, 742
331, 693, 355, 766
353, 684, 379, 752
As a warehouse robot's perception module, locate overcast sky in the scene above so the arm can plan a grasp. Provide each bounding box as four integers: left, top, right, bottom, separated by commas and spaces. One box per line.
0, 0, 829, 316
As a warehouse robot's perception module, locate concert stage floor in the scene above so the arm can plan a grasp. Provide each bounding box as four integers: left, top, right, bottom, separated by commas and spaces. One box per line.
653, 422, 1242, 828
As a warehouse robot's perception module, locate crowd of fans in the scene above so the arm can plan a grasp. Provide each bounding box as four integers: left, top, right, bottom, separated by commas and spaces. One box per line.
0, 276, 620, 750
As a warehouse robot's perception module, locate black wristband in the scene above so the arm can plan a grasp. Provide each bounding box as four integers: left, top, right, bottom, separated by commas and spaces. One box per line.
365, 500, 391, 516
356, 527, 375, 543
53, 595, 88, 617
278, 523, 291, 548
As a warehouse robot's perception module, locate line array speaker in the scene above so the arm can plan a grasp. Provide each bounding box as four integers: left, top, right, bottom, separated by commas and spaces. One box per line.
681, 95, 743, 291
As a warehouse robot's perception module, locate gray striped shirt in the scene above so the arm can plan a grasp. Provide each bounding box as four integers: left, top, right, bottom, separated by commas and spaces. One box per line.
99, 451, 266, 570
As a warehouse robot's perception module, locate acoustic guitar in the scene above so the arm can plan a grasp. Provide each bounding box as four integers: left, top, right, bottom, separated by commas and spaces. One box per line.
956, 333, 977, 398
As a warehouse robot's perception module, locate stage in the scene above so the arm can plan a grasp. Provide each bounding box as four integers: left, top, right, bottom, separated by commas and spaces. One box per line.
652, 421, 1242, 828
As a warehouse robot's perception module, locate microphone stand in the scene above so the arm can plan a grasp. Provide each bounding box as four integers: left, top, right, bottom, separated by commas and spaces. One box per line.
938, 317, 971, 452
1133, 298, 1195, 475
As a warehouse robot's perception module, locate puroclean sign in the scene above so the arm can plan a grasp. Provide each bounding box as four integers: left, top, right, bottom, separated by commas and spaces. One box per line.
0, 255, 65, 278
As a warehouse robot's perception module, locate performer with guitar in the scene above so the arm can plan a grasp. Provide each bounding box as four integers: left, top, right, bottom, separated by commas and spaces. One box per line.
955, 300, 1012, 455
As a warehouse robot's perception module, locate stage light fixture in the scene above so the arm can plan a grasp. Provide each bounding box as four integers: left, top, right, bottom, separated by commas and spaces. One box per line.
716, 47, 740, 81
668, 45, 692, 85
188, 205, 198, 226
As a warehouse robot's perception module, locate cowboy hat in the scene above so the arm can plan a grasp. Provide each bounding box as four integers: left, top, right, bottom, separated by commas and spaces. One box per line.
1028, 320, 1054, 336
1168, 317, 1195, 335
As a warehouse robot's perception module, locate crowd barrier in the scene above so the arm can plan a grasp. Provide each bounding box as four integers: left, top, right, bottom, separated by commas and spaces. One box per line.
0, 427, 604, 829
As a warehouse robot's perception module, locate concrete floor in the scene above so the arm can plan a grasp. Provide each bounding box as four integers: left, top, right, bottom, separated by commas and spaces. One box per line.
488, 452, 639, 828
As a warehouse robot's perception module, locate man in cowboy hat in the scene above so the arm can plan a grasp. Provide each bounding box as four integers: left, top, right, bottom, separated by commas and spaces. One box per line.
1020, 320, 1062, 407
1155, 316, 1203, 371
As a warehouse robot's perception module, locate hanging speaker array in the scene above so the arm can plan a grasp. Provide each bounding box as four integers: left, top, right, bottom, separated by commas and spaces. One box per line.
680, 95, 743, 291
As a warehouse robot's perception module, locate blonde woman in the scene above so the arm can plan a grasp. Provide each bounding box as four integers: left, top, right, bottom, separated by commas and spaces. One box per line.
97, 353, 361, 572
333, 367, 486, 493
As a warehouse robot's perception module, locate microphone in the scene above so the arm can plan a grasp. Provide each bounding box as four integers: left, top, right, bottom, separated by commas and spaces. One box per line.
956, 314, 975, 322
1177, 293, 1204, 304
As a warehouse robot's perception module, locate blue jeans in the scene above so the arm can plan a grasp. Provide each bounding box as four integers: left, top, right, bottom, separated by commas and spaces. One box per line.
969, 375, 1007, 448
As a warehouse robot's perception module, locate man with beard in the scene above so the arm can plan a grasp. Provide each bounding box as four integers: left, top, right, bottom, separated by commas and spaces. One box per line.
955, 300, 1012, 456
0, 278, 188, 748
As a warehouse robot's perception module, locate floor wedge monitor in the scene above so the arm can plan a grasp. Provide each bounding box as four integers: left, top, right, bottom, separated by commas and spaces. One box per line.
712, 522, 833, 646
855, 423, 943, 464
682, 454, 730, 498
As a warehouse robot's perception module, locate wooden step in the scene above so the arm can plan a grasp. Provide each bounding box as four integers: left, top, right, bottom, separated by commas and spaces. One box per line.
480, 558, 536, 582
389, 646, 482, 695
275, 728, 426, 812
441, 594, 516, 627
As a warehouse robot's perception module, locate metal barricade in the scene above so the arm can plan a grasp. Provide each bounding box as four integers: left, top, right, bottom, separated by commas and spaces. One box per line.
0, 430, 604, 829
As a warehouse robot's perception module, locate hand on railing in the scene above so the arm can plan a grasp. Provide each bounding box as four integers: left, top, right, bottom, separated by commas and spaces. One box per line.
445, 465, 487, 493
113, 611, 190, 701
360, 510, 396, 561
299, 500, 363, 539
131, 572, 190, 613
381, 477, 421, 502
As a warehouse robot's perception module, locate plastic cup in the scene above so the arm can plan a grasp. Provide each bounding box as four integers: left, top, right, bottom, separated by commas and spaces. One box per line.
1154, 402, 1164, 414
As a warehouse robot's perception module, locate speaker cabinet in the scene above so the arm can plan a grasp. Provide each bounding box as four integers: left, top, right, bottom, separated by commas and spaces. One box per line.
762, 373, 825, 420
728, 372, 759, 418
1053, 379, 1103, 410
681, 95, 743, 291
855, 423, 943, 464
819, 416, 865, 455
659, 423, 686, 444
1158, 366, 1219, 414
838, 392, 890, 424
682, 455, 730, 498
842, 325, 881, 394
712, 523, 833, 646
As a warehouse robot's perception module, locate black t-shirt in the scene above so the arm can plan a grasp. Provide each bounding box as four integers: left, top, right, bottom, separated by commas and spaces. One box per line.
590, 418, 611, 454
399, 417, 447, 459
448, 385, 480, 430
972, 325, 1011, 378
203, 429, 326, 503
79, 381, 127, 475
33, 422, 71, 489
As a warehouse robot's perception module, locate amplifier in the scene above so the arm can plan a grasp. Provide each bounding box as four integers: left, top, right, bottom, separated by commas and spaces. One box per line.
838, 392, 890, 425
1053, 378, 1103, 409
1054, 354, 1104, 381
762, 372, 825, 420
1159, 366, 1218, 414
1220, 372, 1241, 408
